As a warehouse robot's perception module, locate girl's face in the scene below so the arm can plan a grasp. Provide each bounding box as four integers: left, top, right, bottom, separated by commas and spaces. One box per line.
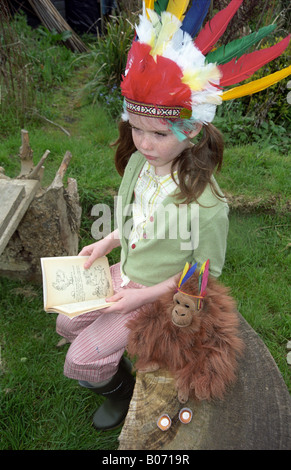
129, 114, 201, 176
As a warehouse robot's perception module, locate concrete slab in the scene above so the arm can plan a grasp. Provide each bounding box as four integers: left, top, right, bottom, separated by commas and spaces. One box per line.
0, 179, 40, 256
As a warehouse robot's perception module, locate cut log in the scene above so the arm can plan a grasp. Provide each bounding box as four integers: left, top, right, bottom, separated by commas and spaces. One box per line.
119, 313, 291, 450
0, 179, 81, 281
18, 129, 34, 177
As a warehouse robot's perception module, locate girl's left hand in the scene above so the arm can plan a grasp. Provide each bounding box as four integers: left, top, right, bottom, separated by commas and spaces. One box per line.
102, 273, 179, 315
102, 288, 148, 315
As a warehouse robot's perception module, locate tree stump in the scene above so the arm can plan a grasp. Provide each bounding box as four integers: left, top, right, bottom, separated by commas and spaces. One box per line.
119, 314, 291, 450
0, 130, 82, 281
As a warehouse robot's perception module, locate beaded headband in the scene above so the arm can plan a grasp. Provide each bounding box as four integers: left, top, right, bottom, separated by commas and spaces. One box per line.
177, 260, 209, 309
177, 289, 205, 300
124, 97, 191, 120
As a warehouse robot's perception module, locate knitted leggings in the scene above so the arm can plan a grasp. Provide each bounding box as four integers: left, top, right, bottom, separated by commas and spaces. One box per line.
56, 263, 145, 383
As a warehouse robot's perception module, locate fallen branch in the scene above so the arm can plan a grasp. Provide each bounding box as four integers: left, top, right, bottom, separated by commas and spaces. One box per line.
33, 110, 71, 137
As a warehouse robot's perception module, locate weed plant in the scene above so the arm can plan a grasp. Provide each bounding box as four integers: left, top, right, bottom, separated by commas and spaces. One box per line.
213, 100, 291, 154
0, 13, 80, 136
81, 13, 135, 117
213, 39, 291, 154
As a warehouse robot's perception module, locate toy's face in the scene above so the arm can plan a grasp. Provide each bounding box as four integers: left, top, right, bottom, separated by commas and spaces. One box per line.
171, 292, 197, 327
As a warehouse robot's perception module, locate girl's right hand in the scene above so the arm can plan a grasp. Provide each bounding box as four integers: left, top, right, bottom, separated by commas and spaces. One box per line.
79, 240, 108, 269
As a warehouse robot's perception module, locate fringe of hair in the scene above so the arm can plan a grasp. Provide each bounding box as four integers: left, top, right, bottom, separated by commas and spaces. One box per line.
112, 120, 137, 176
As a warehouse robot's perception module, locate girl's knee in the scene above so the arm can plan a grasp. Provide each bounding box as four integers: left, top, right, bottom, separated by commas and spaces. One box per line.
64, 348, 121, 382
64, 342, 101, 377
56, 312, 93, 340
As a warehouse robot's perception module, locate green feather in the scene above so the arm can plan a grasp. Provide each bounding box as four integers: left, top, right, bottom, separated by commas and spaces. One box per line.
206, 24, 277, 65
154, 0, 170, 16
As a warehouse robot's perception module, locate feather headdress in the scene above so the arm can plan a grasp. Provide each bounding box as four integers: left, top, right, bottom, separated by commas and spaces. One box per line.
121, 0, 290, 129
177, 260, 209, 309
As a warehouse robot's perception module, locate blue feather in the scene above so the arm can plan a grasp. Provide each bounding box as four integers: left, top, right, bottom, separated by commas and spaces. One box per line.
181, 0, 211, 38
180, 262, 198, 286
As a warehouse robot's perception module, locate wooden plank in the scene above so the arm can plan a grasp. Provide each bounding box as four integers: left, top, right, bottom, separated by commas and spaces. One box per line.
0, 179, 40, 256
0, 183, 25, 238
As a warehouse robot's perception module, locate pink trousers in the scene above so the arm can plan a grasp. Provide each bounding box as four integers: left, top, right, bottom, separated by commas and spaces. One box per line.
56, 263, 145, 383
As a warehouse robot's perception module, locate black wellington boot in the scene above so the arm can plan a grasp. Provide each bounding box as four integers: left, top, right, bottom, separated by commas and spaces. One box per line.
81, 357, 135, 431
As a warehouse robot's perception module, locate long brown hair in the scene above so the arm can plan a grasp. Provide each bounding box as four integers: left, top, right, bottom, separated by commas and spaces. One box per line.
112, 120, 224, 204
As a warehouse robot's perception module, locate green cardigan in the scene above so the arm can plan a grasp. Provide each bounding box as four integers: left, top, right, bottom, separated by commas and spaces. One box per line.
116, 151, 229, 286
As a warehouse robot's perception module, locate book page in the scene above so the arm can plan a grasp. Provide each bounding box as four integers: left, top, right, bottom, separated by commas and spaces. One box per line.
41, 256, 114, 310
47, 298, 113, 318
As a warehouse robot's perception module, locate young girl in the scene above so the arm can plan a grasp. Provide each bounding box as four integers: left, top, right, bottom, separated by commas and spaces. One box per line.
56, 1, 290, 431
56, 114, 229, 430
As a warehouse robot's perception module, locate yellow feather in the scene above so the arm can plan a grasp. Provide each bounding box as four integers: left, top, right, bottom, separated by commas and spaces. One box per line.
222, 65, 291, 101
144, 0, 155, 18
178, 262, 190, 287
199, 261, 206, 276
182, 64, 221, 91
166, 0, 190, 21
144, 0, 155, 10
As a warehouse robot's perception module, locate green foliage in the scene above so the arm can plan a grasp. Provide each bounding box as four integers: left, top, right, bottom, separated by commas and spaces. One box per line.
214, 37, 291, 151
26, 26, 76, 90
32, 43, 73, 93
214, 98, 290, 154
0, 13, 78, 137
217, 143, 290, 216
220, 211, 291, 389
212, 21, 291, 150
239, 39, 291, 126
0, 13, 34, 131
0, 278, 121, 450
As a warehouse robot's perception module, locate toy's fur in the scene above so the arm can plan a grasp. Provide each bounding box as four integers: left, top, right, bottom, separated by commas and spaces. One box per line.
126, 274, 244, 403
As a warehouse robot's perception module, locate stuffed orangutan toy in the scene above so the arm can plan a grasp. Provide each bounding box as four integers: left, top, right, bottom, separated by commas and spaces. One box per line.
126, 260, 244, 404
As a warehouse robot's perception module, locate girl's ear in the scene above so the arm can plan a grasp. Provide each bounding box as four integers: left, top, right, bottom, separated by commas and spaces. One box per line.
188, 123, 202, 139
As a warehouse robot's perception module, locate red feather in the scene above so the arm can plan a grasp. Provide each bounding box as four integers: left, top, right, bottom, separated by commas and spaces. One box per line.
219, 34, 291, 87
194, 0, 243, 55
121, 42, 191, 107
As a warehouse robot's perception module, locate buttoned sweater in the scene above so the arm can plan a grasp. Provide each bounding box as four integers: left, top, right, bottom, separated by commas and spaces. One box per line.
116, 151, 229, 286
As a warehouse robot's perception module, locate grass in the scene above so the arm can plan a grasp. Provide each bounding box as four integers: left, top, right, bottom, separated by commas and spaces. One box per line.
0, 21, 290, 450
220, 212, 291, 381
0, 282, 121, 450
219, 145, 291, 211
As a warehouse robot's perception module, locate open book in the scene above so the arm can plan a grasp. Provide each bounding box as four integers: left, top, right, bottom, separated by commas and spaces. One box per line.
41, 256, 114, 319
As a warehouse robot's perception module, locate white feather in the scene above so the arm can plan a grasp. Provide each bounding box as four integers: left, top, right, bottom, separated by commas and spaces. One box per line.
163, 30, 205, 71
135, 14, 155, 45
192, 103, 217, 123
